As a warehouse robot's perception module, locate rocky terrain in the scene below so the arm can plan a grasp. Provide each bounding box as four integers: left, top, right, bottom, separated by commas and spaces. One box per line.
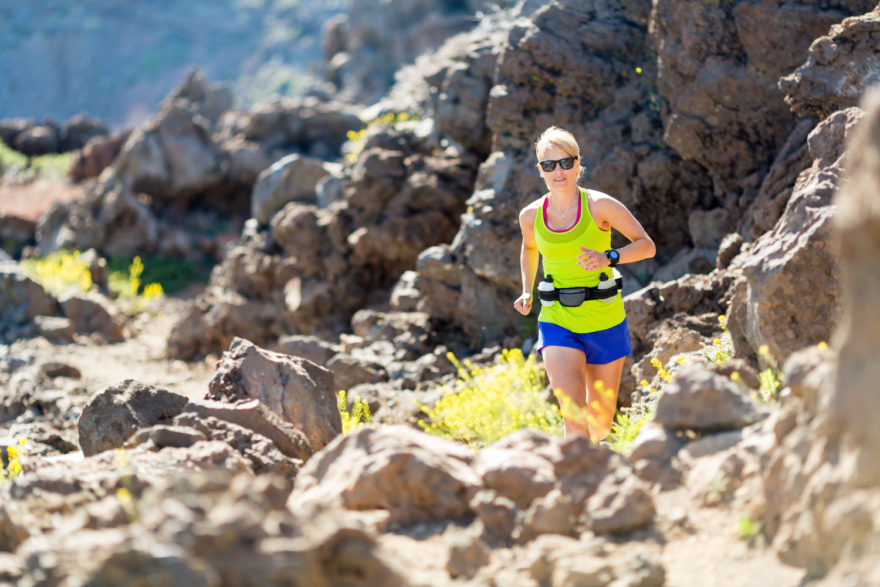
2, 0, 880, 584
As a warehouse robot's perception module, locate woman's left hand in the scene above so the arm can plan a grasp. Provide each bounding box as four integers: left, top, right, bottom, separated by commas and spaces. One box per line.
577, 247, 609, 272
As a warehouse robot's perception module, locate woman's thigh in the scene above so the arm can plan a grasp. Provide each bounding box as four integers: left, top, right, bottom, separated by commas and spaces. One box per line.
585, 357, 626, 410
542, 345, 587, 404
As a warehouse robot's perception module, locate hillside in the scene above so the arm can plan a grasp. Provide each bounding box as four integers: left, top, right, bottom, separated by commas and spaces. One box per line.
2, 0, 880, 584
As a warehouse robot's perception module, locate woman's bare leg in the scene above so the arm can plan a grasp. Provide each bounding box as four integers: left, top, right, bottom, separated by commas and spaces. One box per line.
542, 346, 589, 437
584, 357, 626, 441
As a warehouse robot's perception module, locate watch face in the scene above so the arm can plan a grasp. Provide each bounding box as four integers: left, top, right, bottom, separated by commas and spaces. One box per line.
610, 250, 619, 260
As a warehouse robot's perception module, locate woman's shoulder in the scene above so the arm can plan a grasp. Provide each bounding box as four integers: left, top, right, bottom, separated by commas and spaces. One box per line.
585, 189, 625, 215
584, 188, 618, 204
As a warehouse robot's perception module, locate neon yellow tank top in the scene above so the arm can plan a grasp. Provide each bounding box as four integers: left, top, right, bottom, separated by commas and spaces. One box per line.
534, 187, 626, 333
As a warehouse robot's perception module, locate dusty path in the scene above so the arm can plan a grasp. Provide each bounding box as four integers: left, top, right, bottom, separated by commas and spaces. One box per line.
12, 296, 215, 401
0, 178, 85, 221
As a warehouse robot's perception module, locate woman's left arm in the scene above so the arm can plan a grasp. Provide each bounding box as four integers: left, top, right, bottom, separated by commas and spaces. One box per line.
577, 193, 656, 270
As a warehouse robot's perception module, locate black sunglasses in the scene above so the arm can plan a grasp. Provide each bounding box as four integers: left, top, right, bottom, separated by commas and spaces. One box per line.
538, 156, 578, 172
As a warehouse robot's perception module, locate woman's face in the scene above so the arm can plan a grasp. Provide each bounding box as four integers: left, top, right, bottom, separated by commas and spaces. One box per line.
537, 144, 580, 191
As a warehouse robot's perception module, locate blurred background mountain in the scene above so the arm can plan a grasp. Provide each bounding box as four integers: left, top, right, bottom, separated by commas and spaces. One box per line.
0, 0, 350, 129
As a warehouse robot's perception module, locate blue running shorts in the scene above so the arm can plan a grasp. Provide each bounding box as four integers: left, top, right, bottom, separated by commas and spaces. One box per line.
536, 319, 632, 364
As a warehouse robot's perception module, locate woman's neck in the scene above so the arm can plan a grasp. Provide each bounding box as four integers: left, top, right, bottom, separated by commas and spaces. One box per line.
548, 184, 580, 203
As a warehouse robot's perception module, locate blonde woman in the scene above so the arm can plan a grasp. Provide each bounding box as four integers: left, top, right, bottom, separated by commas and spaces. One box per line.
514, 126, 656, 440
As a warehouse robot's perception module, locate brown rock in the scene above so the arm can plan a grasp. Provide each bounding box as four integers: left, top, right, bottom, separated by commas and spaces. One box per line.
77, 380, 189, 456
207, 337, 341, 451
288, 425, 479, 529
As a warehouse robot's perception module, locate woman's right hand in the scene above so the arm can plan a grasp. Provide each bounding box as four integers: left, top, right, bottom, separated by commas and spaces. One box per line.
514, 292, 533, 315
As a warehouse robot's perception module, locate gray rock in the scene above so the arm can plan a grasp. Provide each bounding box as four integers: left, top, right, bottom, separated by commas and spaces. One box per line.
629, 424, 685, 463
207, 337, 340, 451
33, 315, 75, 344
520, 488, 577, 540
727, 108, 862, 365
77, 379, 190, 456
654, 363, 761, 432
182, 398, 313, 461
59, 291, 125, 343
288, 425, 479, 529
0, 265, 59, 335
474, 445, 555, 509
780, 10, 880, 119
584, 472, 655, 535
251, 153, 330, 225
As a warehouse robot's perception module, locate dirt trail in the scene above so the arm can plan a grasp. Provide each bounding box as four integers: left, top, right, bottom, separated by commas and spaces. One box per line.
15, 296, 215, 401
9, 294, 809, 585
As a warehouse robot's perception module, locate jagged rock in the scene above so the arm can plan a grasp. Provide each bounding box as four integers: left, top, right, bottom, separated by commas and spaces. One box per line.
0, 502, 28, 552
469, 490, 518, 542
649, 0, 861, 190
716, 232, 745, 270
584, 470, 655, 534
474, 439, 556, 509
629, 424, 685, 488
445, 528, 492, 579
77, 380, 189, 456
207, 337, 340, 451
68, 131, 130, 182
0, 214, 35, 254
654, 363, 761, 432
762, 86, 880, 581
162, 414, 300, 482
741, 117, 817, 240
36, 182, 159, 257
0, 265, 59, 339
727, 107, 863, 365
58, 291, 125, 343
165, 245, 294, 360
288, 425, 479, 529
325, 354, 388, 392
15, 125, 58, 157
58, 113, 110, 152
271, 334, 339, 367
780, 7, 880, 119
33, 315, 75, 344
520, 488, 577, 540
251, 154, 331, 225
181, 398, 313, 461
321, 0, 474, 105
269, 202, 331, 276
218, 95, 363, 161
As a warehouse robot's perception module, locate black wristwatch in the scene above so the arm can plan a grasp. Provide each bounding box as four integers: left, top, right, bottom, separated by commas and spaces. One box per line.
605, 249, 620, 267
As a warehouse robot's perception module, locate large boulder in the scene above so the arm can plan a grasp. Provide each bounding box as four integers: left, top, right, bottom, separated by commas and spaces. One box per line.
77, 380, 190, 456
58, 290, 126, 343
0, 264, 59, 340
653, 363, 762, 432
648, 0, 869, 191
206, 337, 341, 451
780, 8, 880, 119
288, 425, 480, 529
251, 154, 333, 225
762, 87, 880, 581
727, 107, 863, 364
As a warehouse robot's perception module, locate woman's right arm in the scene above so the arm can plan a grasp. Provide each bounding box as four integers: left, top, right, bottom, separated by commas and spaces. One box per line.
514, 205, 539, 316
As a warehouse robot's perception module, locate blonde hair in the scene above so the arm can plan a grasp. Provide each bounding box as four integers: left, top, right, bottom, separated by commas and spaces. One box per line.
535, 126, 580, 160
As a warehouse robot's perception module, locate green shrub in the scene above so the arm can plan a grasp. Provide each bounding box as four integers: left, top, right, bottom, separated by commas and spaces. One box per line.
419, 349, 563, 448
107, 254, 208, 296
0, 139, 72, 180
